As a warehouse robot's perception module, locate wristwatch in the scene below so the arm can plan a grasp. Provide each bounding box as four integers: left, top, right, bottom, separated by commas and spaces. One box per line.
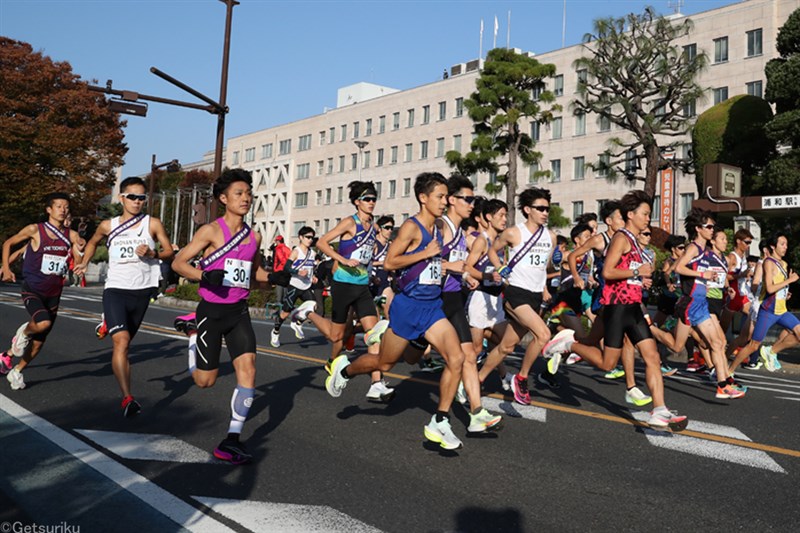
632, 268, 640, 278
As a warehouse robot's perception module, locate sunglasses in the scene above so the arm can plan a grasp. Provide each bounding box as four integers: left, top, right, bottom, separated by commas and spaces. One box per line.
301, 235, 315, 240
700, 223, 715, 230
122, 193, 147, 202
641, 232, 652, 237
453, 195, 476, 204
676, 245, 686, 250
744, 240, 753, 245
530, 205, 550, 213
358, 196, 377, 203
381, 225, 394, 230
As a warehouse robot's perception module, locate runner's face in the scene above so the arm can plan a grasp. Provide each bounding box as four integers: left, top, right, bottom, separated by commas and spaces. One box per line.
221, 182, 252, 215
712, 232, 727, 252
422, 184, 448, 217
46, 199, 70, 223
630, 203, 651, 232
489, 208, 508, 232
356, 193, 377, 215
575, 229, 591, 247
120, 184, 146, 215
588, 220, 598, 234
608, 210, 624, 231
449, 188, 475, 219
526, 201, 549, 225
775, 237, 788, 258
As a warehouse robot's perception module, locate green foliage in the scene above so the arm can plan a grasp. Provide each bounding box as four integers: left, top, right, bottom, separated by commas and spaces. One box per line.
691, 95, 775, 195
96, 202, 123, 220
91, 245, 108, 264
574, 7, 707, 197
548, 205, 571, 229
447, 48, 560, 224
172, 282, 202, 302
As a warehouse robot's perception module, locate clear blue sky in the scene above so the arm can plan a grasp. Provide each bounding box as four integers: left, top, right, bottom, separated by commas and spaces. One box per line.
1, 0, 733, 177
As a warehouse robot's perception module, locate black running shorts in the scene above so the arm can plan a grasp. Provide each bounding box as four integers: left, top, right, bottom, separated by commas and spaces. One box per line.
503, 285, 543, 313
21, 282, 61, 341
330, 280, 377, 324
281, 286, 315, 313
103, 288, 153, 339
603, 303, 652, 350
195, 299, 256, 371
442, 291, 472, 344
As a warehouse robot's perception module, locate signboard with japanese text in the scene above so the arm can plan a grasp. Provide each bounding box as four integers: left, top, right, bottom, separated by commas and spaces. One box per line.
761, 195, 800, 209
659, 152, 675, 232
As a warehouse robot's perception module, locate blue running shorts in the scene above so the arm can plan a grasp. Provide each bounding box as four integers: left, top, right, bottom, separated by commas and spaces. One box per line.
389, 292, 446, 342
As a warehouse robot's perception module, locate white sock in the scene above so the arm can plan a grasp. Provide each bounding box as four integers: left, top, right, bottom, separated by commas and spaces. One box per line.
188, 333, 197, 374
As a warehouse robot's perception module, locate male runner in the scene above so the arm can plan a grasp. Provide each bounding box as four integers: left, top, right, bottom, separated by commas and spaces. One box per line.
271, 226, 317, 347
76, 177, 174, 416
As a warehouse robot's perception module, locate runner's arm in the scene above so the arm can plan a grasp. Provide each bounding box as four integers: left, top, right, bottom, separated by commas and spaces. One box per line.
1, 224, 37, 282
383, 219, 437, 271
172, 224, 216, 282
316, 217, 358, 266
568, 234, 601, 289
464, 234, 488, 281
147, 218, 175, 261
74, 220, 111, 275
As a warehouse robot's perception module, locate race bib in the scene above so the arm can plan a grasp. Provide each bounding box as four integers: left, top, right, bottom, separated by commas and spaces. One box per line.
448, 249, 468, 263
110, 243, 140, 264
41, 253, 67, 276
223, 258, 252, 288
627, 261, 643, 286
419, 257, 442, 285
527, 251, 548, 269
350, 245, 373, 265
707, 267, 727, 289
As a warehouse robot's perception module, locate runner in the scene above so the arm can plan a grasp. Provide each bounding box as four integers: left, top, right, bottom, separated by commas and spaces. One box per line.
0, 193, 83, 389
296, 180, 392, 401
543, 191, 689, 430
271, 226, 317, 347
721, 228, 756, 358
75, 178, 174, 416
171, 168, 272, 464
326, 172, 490, 449
369, 215, 394, 316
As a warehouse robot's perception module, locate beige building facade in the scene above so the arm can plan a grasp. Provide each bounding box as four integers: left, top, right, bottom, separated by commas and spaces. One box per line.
224, 0, 798, 250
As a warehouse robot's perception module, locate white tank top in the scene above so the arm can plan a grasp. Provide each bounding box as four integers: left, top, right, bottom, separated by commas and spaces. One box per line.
105, 215, 160, 290
289, 247, 316, 290
508, 222, 552, 292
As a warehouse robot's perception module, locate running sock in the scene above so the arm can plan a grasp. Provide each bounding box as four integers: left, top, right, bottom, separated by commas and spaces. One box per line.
717, 381, 727, 388
340, 367, 349, 379
228, 385, 255, 434
187, 333, 197, 374
273, 316, 285, 333
345, 334, 356, 351
470, 407, 482, 415
435, 411, 448, 423
627, 386, 635, 392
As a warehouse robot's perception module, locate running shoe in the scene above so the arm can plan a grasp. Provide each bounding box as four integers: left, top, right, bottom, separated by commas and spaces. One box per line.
418, 357, 445, 373
95, 320, 108, 340
270, 329, 280, 348
625, 386, 652, 407
7, 368, 25, 390
173, 313, 197, 335
467, 408, 502, 433
365, 319, 389, 347
648, 408, 688, 431
706, 367, 717, 383
325, 355, 350, 398
455, 381, 468, 405
542, 329, 575, 359
290, 300, 316, 324
604, 367, 625, 380
324, 357, 335, 375
510, 374, 531, 405
11, 322, 30, 357
536, 371, 560, 390
743, 360, 762, 370
565, 353, 582, 365
476, 350, 488, 366
774, 354, 782, 371
365, 379, 395, 402
423, 415, 463, 450
716, 383, 746, 399
373, 295, 387, 308
685, 361, 704, 372
759, 346, 777, 372
0, 352, 12, 375
662, 316, 677, 332
213, 438, 253, 465
661, 364, 678, 377
500, 373, 514, 392
547, 352, 563, 375
290, 320, 305, 340
121, 395, 141, 417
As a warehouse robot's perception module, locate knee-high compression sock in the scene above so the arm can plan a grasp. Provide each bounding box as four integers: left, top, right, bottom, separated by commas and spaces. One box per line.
187, 333, 197, 374
273, 316, 286, 333
228, 385, 255, 434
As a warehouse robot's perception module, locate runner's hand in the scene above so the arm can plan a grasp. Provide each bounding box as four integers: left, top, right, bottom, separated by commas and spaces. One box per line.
1, 267, 15, 283
638, 263, 654, 277
202, 269, 227, 286
342, 258, 361, 268
425, 239, 441, 258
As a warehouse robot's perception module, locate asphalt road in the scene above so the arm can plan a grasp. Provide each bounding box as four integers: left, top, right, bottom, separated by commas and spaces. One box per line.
1, 283, 799, 533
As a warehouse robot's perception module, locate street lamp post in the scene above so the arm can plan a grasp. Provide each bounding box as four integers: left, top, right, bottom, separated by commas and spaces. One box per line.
355, 140, 369, 180
150, 154, 181, 214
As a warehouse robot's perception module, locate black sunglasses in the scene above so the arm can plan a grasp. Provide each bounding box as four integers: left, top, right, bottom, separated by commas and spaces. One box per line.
744, 240, 753, 245
122, 193, 147, 202
676, 245, 686, 250
700, 223, 715, 230
530, 205, 550, 212
381, 225, 394, 230
359, 196, 377, 202
641, 232, 652, 237
453, 195, 476, 204
301, 234, 315, 240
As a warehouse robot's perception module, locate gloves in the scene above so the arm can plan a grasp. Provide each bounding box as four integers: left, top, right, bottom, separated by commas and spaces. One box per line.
498, 265, 512, 279
201, 269, 226, 286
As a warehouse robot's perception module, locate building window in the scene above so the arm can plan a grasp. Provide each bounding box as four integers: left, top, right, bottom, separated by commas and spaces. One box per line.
295, 192, 308, 208
340, 124, 347, 141
420, 140, 428, 160
319, 131, 326, 146
338, 155, 345, 173
365, 118, 372, 136
232, 151, 239, 165
363, 150, 371, 168
326, 158, 333, 174
404, 143, 413, 162
438, 101, 447, 121
553, 75, 564, 97
551, 117, 562, 140
599, 112, 611, 132
329, 127, 335, 144
532, 81, 544, 101
353, 121, 360, 139
683, 98, 697, 118
407, 109, 415, 127
528, 162, 539, 183
388, 179, 396, 199
317, 160, 324, 176
244, 147, 255, 162
351, 153, 358, 170
597, 153, 610, 178
625, 149, 638, 175
550, 159, 561, 183
572, 201, 584, 221
680, 193, 695, 219
530, 121, 540, 141
597, 199, 609, 214
683, 43, 697, 62
576, 69, 587, 89
298, 134, 312, 152
714, 37, 728, 63
315, 190, 322, 206
261, 143, 273, 159
392, 112, 400, 130
324, 219, 330, 232
746, 80, 763, 98
682, 143, 692, 161
391, 146, 398, 164
453, 134, 462, 153
337, 187, 343, 204
455, 97, 464, 117
436, 137, 445, 158
713, 87, 729, 105
379, 115, 386, 134
403, 178, 411, 197
279, 139, 291, 155
747, 28, 763, 57
375, 182, 382, 200
377, 148, 384, 166
575, 113, 586, 136
422, 105, 430, 124
325, 188, 331, 205
296, 163, 310, 180
651, 196, 661, 223
573, 156, 585, 180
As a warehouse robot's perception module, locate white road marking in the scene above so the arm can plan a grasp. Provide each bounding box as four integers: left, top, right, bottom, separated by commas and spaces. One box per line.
75, 429, 216, 463
1, 394, 233, 532
481, 397, 547, 422
192, 496, 382, 533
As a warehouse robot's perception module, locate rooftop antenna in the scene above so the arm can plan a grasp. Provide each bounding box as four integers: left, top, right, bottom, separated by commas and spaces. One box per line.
668, 0, 684, 14
562, 0, 566, 48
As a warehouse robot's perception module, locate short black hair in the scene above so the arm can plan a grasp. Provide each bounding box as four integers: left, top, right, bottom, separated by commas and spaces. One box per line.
570, 223, 592, 244
482, 199, 508, 219
413, 172, 447, 204
759, 239, 770, 253
683, 207, 713, 240
600, 200, 621, 224
298, 226, 315, 237
664, 234, 686, 251
376, 215, 394, 227
766, 233, 788, 252
447, 174, 474, 197
44, 192, 70, 208
213, 168, 252, 199
619, 190, 652, 222
348, 181, 377, 204
517, 186, 551, 214
120, 177, 146, 193
556, 235, 568, 246
575, 212, 597, 225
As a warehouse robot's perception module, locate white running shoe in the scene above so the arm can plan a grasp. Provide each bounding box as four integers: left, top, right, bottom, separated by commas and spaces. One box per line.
760, 346, 776, 372
290, 320, 305, 340
547, 352, 563, 375
365, 319, 389, 347
625, 386, 652, 407
542, 329, 575, 359
290, 300, 316, 324
7, 368, 25, 390
423, 415, 463, 450
270, 329, 281, 348
565, 353, 582, 365
11, 322, 30, 357
467, 408, 502, 433
455, 381, 468, 405
365, 379, 395, 402
325, 355, 350, 398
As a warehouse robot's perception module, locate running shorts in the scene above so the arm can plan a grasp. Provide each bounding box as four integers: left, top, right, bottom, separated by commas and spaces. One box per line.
389, 293, 446, 342
442, 291, 472, 344
752, 309, 800, 343
103, 288, 153, 338
504, 285, 543, 313
603, 303, 652, 349
21, 282, 61, 341
195, 299, 256, 371
330, 280, 377, 324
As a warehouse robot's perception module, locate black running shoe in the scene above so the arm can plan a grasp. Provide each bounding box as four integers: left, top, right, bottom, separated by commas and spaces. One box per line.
174, 313, 197, 335
213, 438, 253, 465
536, 372, 560, 390
122, 396, 141, 418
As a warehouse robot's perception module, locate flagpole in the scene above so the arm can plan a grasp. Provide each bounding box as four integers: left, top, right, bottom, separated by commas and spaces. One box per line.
479, 19, 484, 58
562, 0, 567, 48
507, 10, 511, 49
493, 15, 498, 49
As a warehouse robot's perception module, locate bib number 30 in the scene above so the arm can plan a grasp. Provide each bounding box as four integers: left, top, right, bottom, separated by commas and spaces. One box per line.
223, 258, 252, 288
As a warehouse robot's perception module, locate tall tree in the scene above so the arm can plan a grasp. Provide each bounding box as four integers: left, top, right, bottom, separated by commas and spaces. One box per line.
446, 48, 560, 224
573, 7, 707, 198
762, 7, 800, 196
0, 38, 127, 237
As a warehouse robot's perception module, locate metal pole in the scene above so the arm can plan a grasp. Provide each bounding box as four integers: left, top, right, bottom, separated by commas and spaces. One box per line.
214, 0, 238, 180
159, 192, 166, 222
173, 190, 181, 245
189, 186, 198, 240
149, 154, 157, 214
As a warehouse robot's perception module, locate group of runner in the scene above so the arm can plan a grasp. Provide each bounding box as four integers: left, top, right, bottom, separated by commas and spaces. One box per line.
2, 169, 797, 462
